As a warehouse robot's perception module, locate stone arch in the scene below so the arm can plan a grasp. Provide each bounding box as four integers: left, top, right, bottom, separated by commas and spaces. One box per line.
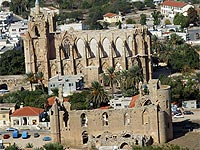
115, 37, 123, 57
124, 113, 130, 125
34, 26, 40, 37
102, 38, 111, 57
76, 63, 84, 74
102, 62, 109, 73
63, 63, 71, 75
89, 38, 98, 58
0, 84, 8, 90
135, 34, 140, 54
120, 142, 129, 149
50, 64, 57, 77
82, 131, 88, 144
61, 39, 71, 59
143, 99, 152, 106
115, 62, 123, 72
127, 36, 133, 57
76, 38, 85, 57
102, 112, 108, 126
80, 113, 88, 127
142, 110, 149, 125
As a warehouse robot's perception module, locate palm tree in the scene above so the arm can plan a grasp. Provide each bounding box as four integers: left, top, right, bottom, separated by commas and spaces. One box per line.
128, 65, 143, 90
43, 143, 64, 150
36, 72, 44, 90
5, 143, 20, 150
25, 72, 35, 91
87, 81, 108, 108
103, 67, 118, 98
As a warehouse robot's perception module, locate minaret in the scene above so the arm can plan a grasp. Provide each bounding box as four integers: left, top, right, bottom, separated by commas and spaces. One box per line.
35, 0, 40, 15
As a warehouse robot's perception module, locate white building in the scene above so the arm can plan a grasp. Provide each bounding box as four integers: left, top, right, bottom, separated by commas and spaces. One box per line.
103, 12, 122, 23
153, 0, 163, 6
57, 23, 89, 31
48, 74, 84, 97
8, 20, 28, 38
109, 95, 132, 109
0, 11, 13, 32
0, 0, 10, 6
182, 100, 197, 109
160, 1, 194, 18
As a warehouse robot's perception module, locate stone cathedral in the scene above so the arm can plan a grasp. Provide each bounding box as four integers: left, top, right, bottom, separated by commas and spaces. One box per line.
23, 0, 152, 87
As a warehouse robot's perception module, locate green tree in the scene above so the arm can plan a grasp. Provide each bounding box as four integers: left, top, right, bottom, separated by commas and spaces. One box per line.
0, 49, 25, 75
151, 10, 163, 25
25, 72, 35, 91
36, 72, 44, 91
173, 13, 189, 28
5, 143, 20, 150
67, 90, 90, 110
140, 13, 146, 25
165, 19, 171, 25
87, 81, 108, 108
132, 2, 145, 10
126, 18, 136, 24
26, 143, 33, 148
115, 21, 122, 29
103, 67, 118, 98
51, 88, 59, 97
43, 142, 64, 150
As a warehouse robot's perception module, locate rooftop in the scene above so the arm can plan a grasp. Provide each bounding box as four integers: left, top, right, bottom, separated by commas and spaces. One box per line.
161, 1, 187, 8
103, 13, 117, 18
11, 106, 44, 116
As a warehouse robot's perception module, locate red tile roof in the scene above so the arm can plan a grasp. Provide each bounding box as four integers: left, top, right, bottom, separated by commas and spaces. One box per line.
129, 94, 139, 108
11, 106, 44, 116
103, 13, 116, 18
161, 1, 187, 8
47, 96, 70, 106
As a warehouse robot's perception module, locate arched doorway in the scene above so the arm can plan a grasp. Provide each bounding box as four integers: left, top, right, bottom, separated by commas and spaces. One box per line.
82, 131, 88, 144
120, 142, 130, 149
0, 84, 8, 90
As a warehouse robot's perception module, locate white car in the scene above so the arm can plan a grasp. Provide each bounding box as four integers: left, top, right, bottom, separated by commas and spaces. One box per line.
173, 114, 184, 118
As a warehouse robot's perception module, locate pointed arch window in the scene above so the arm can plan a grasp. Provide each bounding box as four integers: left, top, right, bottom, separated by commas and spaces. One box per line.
102, 112, 108, 126
80, 113, 88, 127
35, 26, 40, 37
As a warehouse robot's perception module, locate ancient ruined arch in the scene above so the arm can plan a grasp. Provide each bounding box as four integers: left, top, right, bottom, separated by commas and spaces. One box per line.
61, 39, 71, 59
101, 62, 109, 73
102, 112, 108, 126
82, 131, 88, 144
115, 62, 123, 72
124, 113, 130, 125
50, 64, 57, 77
115, 37, 123, 57
102, 38, 111, 58
142, 109, 149, 125
120, 142, 129, 149
76, 38, 85, 58
89, 38, 98, 58
80, 113, 88, 127
135, 34, 141, 54
76, 63, 84, 74
127, 35, 133, 57
63, 63, 71, 75
0, 84, 8, 90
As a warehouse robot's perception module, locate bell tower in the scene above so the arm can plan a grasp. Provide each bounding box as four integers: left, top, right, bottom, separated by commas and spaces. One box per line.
23, 0, 56, 85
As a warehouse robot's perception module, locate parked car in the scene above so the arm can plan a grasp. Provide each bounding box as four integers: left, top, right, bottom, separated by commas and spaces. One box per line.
34, 132, 40, 138
3, 134, 10, 139
22, 131, 28, 139
13, 130, 19, 138
6, 127, 17, 131
43, 136, 52, 141
183, 111, 194, 115
173, 114, 184, 118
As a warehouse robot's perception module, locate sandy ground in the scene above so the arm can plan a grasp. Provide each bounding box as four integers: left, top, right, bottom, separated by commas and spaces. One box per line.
168, 109, 200, 150
1, 131, 51, 149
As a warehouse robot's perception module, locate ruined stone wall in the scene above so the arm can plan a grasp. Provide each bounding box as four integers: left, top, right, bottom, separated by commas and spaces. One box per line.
58, 106, 159, 148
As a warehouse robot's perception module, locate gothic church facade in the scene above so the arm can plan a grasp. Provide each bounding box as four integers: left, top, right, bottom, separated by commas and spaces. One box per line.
23, 1, 152, 87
